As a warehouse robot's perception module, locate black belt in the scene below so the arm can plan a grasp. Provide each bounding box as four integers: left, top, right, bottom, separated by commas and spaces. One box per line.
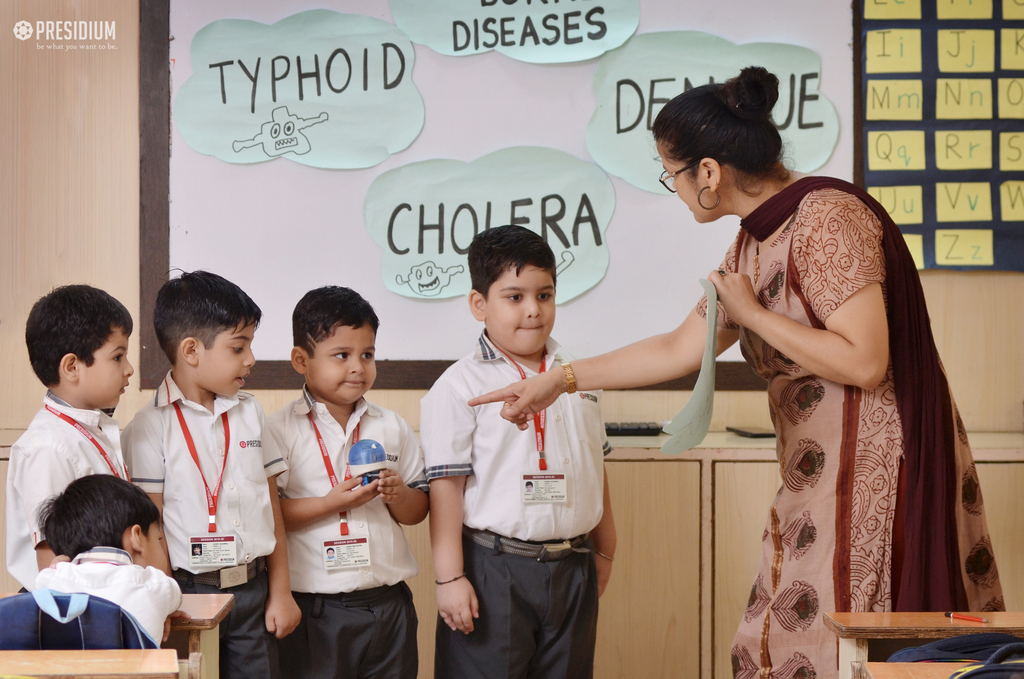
173, 556, 266, 589
464, 527, 590, 562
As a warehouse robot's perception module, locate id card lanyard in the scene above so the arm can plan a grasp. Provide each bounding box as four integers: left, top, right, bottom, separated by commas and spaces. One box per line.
173, 403, 230, 533
492, 347, 548, 471
45, 404, 129, 480
308, 413, 360, 536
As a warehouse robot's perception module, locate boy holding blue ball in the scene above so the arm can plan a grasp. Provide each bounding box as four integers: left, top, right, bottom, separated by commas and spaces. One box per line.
265, 286, 428, 679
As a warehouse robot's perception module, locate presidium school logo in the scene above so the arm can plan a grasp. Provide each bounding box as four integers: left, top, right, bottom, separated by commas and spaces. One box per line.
13, 21, 33, 40
11, 19, 116, 46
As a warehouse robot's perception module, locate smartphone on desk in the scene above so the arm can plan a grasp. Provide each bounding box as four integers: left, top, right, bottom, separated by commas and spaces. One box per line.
726, 426, 776, 439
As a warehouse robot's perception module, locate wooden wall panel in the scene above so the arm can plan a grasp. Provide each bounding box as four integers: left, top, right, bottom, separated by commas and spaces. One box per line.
920, 271, 1024, 433
0, 0, 144, 430
0, 460, 23, 593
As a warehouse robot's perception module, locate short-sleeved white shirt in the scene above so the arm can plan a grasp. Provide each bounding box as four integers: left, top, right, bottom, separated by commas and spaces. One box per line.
123, 373, 286, 574
266, 387, 428, 594
6, 393, 129, 590
35, 547, 182, 644
420, 334, 610, 542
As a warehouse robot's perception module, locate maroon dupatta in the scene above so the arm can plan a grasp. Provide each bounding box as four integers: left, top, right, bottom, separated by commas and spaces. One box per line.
739, 176, 968, 612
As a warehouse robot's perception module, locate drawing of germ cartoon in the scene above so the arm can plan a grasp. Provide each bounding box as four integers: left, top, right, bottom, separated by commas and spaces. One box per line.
232, 106, 328, 157
555, 250, 574, 276
396, 262, 464, 297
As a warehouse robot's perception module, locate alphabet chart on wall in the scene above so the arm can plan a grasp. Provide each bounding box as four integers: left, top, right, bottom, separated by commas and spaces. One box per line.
855, 0, 1024, 270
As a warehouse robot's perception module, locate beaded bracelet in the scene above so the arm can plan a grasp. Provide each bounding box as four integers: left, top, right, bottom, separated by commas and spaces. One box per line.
595, 550, 615, 562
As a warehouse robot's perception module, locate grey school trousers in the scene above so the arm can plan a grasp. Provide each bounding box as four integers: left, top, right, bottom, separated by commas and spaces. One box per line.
279, 582, 418, 679
174, 569, 280, 679
434, 533, 599, 679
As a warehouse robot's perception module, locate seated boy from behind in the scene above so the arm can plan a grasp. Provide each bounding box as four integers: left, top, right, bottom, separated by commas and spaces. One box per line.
123, 270, 300, 679
267, 286, 428, 679
35, 474, 183, 645
421, 225, 617, 679
6, 285, 134, 590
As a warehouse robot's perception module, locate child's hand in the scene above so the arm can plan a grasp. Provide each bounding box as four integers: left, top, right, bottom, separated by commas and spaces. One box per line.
376, 469, 405, 504
436, 577, 479, 634
265, 590, 301, 639
163, 609, 192, 643
596, 555, 613, 597
325, 476, 380, 512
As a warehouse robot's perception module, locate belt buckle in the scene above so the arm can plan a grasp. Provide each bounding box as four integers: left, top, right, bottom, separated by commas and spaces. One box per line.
539, 540, 573, 561
219, 563, 248, 589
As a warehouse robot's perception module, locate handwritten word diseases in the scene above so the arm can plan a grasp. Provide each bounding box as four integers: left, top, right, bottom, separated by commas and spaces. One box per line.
389, 0, 639, 63
364, 147, 615, 302
586, 32, 840, 194
175, 10, 424, 169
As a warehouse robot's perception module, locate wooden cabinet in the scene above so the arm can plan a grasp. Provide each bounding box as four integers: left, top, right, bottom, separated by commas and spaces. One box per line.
403, 459, 702, 679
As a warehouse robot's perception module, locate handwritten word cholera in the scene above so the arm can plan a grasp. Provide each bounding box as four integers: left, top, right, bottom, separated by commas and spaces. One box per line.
453, 4, 607, 52
209, 43, 407, 113
386, 195, 603, 256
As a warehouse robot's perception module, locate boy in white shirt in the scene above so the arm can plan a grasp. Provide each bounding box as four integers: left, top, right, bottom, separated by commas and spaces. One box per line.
6, 285, 135, 590
35, 474, 183, 645
122, 270, 300, 679
421, 226, 617, 679
266, 286, 428, 679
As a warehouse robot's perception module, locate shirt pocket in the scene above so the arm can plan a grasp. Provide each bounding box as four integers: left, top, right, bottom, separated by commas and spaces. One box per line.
573, 392, 605, 449
238, 445, 270, 484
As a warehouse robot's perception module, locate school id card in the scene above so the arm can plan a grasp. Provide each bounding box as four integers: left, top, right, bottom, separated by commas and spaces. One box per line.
189, 534, 238, 568
323, 537, 372, 570
521, 474, 567, 504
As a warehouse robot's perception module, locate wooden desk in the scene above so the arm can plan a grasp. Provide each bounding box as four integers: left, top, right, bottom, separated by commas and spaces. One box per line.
167, 593, 233, 679
826, 612, 1024, 679
0, 648, 180, 677
852, 662, 971, 678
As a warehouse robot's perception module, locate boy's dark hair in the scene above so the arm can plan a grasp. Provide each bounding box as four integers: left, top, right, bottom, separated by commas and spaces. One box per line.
154, 271, 262, 362
39, 475, 160, 558
25, 285, 133, 387
468, 225, 557, 296
292, 286, 379, 354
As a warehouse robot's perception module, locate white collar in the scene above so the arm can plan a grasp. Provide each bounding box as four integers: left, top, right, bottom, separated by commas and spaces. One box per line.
43, 391, 114, 428
155, 371, 240, 416
473, 332, 563, 374
293, 384, 381, 421
71, 546, 134, 567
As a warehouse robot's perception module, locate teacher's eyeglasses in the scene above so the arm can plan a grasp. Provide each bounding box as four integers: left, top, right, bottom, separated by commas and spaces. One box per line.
659, 160, 700, 193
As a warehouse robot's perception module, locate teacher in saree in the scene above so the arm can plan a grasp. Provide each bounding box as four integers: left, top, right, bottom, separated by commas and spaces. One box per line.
470, 66, 1003, 677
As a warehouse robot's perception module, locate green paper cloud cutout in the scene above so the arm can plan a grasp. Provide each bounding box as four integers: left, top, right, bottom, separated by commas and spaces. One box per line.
364, 147, 616, 302
174, 10, 424, 169
586, 31, 840, 193
389, 0, 640, 63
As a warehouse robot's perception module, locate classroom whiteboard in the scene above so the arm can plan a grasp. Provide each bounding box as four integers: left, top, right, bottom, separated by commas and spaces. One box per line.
167, 0, 854, 365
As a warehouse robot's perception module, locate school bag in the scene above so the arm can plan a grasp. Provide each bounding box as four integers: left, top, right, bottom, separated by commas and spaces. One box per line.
948, 643, 1024, 678
888, 633, 1024, 663
0, 589, 157, 650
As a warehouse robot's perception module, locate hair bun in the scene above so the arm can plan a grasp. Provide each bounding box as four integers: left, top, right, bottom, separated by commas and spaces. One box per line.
717, 66, 780, 122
